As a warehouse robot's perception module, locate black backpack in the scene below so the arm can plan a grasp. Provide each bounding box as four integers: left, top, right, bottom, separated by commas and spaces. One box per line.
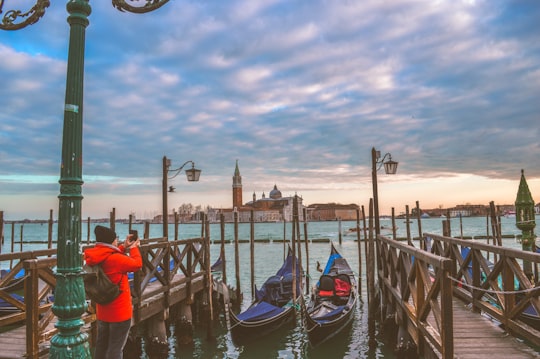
83, 257, 121, 305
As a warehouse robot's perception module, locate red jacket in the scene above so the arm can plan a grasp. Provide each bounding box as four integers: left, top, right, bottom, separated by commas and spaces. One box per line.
84, 243, 142, 322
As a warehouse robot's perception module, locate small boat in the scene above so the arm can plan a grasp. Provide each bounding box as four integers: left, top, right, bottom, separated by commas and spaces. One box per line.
303, 243, 357, 346
229, 248, 302, 344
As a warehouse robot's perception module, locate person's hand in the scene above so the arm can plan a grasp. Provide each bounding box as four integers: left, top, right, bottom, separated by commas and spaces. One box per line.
132, 238, 141, 247
123, 235, 137, 248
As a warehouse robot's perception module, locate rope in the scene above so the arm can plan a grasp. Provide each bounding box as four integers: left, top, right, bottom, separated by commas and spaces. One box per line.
0, 274, 29, 291
448, 276, 540, 295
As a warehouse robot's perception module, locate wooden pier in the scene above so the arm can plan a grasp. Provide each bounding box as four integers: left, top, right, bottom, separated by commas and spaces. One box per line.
0, 236, 212, 358
373, 232, 540, 358
0, 221, 539, 357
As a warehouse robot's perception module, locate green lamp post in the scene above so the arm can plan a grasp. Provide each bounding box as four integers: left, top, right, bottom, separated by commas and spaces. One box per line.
514, 169, 536, 280
1, 1, 172, 357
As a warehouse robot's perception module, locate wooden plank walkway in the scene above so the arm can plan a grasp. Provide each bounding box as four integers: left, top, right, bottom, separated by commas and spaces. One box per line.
451, 299, 539, 358
0, 325, 28, 359
2, 299, 539, 358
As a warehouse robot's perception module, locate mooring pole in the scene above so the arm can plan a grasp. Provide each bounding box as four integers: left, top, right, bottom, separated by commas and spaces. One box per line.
234, 210, 241, 305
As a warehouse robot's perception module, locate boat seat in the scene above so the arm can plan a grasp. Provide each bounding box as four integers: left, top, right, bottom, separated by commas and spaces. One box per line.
317, 274, 335, 298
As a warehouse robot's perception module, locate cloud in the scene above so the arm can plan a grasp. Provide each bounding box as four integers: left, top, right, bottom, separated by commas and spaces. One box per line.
1, 0, 540, 219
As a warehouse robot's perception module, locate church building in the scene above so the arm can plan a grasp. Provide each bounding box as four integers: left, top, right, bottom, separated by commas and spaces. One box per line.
209, 160, 304, 222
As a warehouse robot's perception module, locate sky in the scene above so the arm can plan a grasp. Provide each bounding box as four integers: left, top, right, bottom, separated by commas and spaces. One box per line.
1, 0, 539, 221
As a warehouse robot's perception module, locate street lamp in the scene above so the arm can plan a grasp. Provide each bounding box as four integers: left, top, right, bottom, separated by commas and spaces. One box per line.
1, 1, 172, 357
162, 156, 201, 238
371, 147, 398, 237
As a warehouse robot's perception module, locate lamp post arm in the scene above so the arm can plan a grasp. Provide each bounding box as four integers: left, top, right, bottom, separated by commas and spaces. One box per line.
0, 0, 50, 30
376, 152, 392, 171
112, 0, 170, 13
168, 160, 195, 180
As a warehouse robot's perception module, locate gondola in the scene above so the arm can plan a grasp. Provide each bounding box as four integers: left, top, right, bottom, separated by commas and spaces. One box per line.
303, 243, 357, 346
229, 248, 302, 344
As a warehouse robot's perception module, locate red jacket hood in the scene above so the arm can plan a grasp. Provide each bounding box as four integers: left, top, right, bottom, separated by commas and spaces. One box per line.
84, 243, 123, 266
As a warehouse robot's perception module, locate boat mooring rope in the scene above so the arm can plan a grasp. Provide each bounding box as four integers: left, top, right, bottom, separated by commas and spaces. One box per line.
448, 275, 540, 295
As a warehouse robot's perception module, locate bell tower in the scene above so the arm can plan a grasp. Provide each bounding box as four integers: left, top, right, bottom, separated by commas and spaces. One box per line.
232, 160, 243, 209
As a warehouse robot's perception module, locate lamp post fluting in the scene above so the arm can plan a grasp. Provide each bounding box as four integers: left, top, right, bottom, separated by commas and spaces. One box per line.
1, 1, 172, 357
162, 156, 201, 238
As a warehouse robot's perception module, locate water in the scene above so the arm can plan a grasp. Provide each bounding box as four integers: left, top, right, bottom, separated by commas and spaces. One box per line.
1, 216, 537, 358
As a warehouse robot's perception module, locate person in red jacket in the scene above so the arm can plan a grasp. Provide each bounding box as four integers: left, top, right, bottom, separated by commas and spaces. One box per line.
84, 225, 142, 359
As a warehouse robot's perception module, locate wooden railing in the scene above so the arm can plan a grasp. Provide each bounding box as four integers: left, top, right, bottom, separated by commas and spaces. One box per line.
425, 233, 540, 347
377, 234, 454, 358
131, 237, 207, 323
0, 248, 56, 328
0, 237, 208, 358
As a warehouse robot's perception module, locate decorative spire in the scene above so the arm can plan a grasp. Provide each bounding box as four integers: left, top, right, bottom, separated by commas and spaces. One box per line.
514, 169, 536, 279
515, 169, 535, 230
234, 159, 240, 176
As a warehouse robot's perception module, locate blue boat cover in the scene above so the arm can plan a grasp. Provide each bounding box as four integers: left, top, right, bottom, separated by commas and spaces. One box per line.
314, 305, 347, 323
322, 253, 341, 275
236, 301, 285, 322
236, 249, 301, 322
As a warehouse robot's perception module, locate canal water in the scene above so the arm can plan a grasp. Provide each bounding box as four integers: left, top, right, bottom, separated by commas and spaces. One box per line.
1, 216, 537, 358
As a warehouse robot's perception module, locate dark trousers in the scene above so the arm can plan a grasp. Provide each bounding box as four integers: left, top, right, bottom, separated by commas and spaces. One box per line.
94, 319, 131, 359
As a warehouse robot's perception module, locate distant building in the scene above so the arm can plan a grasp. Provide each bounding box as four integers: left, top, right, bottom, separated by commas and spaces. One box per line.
208, 161, 304, 222
306, 203, 359, 221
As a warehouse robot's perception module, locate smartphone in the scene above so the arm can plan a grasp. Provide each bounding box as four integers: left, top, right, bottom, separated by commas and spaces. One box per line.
129, 229, 138, 243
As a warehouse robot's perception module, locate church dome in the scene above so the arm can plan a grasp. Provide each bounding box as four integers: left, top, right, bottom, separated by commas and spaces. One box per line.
269, 184, 282, 199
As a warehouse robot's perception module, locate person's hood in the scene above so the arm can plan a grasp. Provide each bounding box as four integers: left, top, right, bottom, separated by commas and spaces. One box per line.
84, 243, 122, 266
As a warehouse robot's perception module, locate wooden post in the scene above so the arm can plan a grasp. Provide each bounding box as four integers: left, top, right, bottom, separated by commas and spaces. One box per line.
250, 210, 255, 299
87, 218, 91, 244
19, 224, 23, 252
489, 201, 502, 246
440, 259, 454, 359
128, 213, 133, 231
10, 223, 15, 267
205, 215, 215, 341
338, 217, 342, 245
283, 218, 286, 261
356, 208, 362, 298
362, 205, 368, 280
446, 209, 451, 237
416, 201, 423, 249
367, 198, 376, 347
24, 259, 39, 358
200, 213, 205, 238
234, 210, 241, 306
303, 207, 310, 295
145, 313, 168, 356
174, 211, 179, 241
0, 211, 3, 247
144, 221, 150, 239
291, 196, 297, 316
220, 213, 227, 284
459, 213, 463, 239
48, 209, 54, 249
110, 207, 116, 232
391, 207, 397, 240
295, 196, 302, 285
405, 205, 412, 245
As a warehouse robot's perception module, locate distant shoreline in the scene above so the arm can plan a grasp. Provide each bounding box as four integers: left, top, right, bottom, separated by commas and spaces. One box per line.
2, 214, 524, 224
